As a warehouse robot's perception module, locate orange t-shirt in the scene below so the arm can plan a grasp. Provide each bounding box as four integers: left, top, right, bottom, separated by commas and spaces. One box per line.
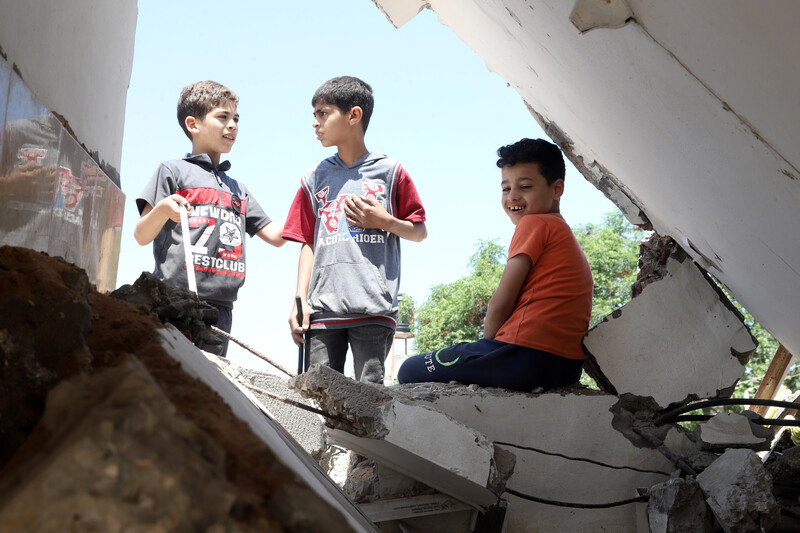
494, 214, 593, 359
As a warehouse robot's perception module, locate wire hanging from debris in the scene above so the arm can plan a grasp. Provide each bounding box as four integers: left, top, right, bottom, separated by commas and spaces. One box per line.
494, 440, 670, 476
211, 325, 296, 378
243, 383, 351, 424
504, 488, 649, 508
654, 398, 800, 426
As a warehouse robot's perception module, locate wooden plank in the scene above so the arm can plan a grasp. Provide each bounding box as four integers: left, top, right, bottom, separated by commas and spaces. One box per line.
749, 345, 794, 416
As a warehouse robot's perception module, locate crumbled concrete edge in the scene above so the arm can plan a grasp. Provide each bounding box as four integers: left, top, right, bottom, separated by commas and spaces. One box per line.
289, 365, 516, 497
289, 365, 396, 438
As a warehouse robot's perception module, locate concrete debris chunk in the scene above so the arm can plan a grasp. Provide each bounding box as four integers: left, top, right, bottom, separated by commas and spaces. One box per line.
290, 365, 515, 510
583, 254, 756, 407
699, 412, 773, 452
226, 362, 325, 456
111, 271, 219, 346
647, 477, 715, 533
696, 448, 780, 532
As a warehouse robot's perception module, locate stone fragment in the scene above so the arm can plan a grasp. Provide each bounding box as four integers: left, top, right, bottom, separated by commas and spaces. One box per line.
699, 412, 773, 451
696, 448, 780, 532
647, 477, 715, 533
583, 254, 756, 407
226, 362, 325, 456
111, 271, 219, 346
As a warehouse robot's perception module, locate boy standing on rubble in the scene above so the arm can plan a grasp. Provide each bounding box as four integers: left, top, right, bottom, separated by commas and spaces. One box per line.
283, 76, 427, 384
135, 80, 285, 357
398, 138, 593, 391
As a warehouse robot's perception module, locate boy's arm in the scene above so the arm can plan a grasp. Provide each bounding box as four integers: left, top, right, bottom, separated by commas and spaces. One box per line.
288, 242, 314, 347
255, 218, 287, 247
134, 194, 191, 245
483, 254, 533, 339
344, 195, 428, 242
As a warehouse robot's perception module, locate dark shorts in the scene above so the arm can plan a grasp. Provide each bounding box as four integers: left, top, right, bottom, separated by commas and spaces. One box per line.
397, 338, 583, 392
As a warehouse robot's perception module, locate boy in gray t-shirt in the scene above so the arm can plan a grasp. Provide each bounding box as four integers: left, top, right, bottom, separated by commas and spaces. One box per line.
135, 81, 285, 356
283, 76, 427, 384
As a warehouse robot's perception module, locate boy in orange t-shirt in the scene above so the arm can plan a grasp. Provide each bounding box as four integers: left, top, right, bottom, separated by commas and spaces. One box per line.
398, 138, 593, 391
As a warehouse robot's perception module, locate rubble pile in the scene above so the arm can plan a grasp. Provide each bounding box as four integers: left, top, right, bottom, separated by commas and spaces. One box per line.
0, 245, 363, 532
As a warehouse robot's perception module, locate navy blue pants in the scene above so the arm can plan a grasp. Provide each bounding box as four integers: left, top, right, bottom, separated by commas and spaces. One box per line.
397, 338, 583, 391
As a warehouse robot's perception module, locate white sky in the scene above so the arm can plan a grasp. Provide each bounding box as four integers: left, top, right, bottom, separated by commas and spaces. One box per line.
116, 0, 617, 374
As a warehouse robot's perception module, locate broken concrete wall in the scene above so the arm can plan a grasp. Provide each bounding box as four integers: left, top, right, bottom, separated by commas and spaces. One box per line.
583, 250, 756, 408
0, 246, 376, 532
290, 366, 514, 512
291, 366, 699, 532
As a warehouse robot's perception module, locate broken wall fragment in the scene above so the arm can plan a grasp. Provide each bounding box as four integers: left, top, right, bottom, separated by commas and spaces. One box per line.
583, 249, 756, 408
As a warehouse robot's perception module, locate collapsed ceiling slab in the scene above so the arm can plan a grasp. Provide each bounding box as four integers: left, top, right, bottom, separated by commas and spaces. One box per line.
372, 0, 800, 360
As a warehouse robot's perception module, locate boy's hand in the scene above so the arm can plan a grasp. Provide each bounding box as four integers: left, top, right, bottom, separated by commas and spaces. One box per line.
289, 298, 310, 347
135, 194, 191, 246
345, 194, 392, 230
156, 194, 192, 223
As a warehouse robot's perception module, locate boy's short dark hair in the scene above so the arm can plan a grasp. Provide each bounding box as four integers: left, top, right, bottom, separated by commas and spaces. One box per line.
312, 76, 374, 133
496, 138, 566, 184
177, 80, 239, 140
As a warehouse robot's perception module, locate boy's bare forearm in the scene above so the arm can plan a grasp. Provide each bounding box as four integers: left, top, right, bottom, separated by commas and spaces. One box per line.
296, 243, 314, 299
482, 254, 532, 339
134, 204, 169, 245
385, 219, 427, 242
289, 243, 314, 346
256, 218, 286, 247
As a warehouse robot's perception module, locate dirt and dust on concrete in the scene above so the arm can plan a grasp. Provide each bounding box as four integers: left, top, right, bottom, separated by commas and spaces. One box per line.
0, 245, 360, 532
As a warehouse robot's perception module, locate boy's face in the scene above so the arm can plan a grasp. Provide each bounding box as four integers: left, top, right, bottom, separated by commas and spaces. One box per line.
189, 100, 239, 157
500, 162, 564, 225
312, 102, 351, 148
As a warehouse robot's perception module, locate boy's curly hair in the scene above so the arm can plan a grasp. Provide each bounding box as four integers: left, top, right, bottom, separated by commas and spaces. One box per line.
312, 76, 374, 133
496, 138, 566, 184
177, 81, 238, 140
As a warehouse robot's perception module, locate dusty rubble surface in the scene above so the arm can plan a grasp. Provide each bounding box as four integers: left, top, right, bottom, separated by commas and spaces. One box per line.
0, 245, 362, 532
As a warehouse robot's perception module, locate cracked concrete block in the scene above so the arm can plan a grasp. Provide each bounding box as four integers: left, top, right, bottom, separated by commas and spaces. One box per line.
696, 448, 780, 532
699, 413, 773, 452
647, 477, 714, 533
392, 382, 692, 532
289, 365, 515, 510
226, 362, 325, 456
583, 254, 756, 407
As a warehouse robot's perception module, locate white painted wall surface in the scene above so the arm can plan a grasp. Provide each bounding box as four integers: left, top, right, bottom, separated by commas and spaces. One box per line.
0, 0, 136, 173
373, 0, 800, 360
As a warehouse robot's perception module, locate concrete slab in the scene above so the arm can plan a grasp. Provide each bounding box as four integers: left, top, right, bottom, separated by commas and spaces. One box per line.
583, 254, 756, 407
225, 362, 325, 456
394, 382, 693, 532
290, 365, 515, 511
696, 448, 780, 532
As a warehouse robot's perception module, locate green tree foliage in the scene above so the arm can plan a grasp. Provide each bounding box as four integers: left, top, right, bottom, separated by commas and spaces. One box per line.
412, 240, 505, 354
572, 212, 641, 326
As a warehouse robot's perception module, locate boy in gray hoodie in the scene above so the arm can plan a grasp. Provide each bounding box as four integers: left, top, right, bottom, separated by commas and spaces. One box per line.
283, 76, 427, 384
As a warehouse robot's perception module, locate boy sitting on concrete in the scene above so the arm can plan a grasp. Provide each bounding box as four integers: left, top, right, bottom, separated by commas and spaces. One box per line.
398, 138, 593, 391
135, 80, 284, 357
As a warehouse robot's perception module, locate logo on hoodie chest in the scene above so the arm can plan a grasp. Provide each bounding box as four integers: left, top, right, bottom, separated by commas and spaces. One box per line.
315, 182, 386, 234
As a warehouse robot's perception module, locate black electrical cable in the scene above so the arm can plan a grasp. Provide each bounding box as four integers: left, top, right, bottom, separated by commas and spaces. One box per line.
505, 488, 649, 509
495, 441, 670, 476
654, 398, 800, 426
